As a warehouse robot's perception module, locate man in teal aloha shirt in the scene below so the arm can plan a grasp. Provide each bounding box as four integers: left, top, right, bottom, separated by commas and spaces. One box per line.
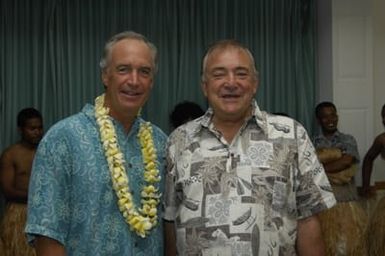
25, 31, 167, 255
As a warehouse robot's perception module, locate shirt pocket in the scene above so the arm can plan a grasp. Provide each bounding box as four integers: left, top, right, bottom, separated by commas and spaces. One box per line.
271, 175, 289, 213
252, 172, 291, 215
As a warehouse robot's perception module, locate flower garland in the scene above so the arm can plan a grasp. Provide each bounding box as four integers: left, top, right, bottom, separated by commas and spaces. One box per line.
94, 94, 161, 238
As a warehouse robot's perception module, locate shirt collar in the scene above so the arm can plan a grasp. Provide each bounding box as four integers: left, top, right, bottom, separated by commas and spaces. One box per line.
82, 103, 142, 137
198, 100, 268, 134
318, 130, 341, 140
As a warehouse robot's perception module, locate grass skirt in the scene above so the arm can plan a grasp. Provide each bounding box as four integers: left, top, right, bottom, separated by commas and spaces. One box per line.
366, 196, 385, 256
319, 201, 367, 256
0, 203, 36, 256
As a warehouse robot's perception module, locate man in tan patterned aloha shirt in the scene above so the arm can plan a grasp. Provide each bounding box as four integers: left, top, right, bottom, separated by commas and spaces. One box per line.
164, 39, 336, 256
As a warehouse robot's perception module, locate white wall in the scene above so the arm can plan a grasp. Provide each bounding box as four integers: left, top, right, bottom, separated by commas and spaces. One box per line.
371, 0, 385, 183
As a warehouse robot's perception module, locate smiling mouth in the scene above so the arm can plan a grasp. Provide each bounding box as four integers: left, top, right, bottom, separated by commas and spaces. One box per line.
221, 94, 240, 98
121, 90, 141, 97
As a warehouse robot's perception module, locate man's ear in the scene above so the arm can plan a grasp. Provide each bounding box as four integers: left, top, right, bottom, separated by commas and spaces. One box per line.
17, 127, 23, 137
252, 78, 259, 96
201, 82, 208, 97
101, 70, 108, 88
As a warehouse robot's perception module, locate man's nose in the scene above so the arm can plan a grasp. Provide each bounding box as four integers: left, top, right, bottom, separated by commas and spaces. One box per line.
34, 129, 42, 136
127, 70, 139, 85
226, 72, 236, 84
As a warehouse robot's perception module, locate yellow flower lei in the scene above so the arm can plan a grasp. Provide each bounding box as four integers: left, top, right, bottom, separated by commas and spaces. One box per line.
94, 94, 161, 238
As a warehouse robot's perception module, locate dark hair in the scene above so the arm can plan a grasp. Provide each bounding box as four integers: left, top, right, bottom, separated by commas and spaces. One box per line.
315, 101, 336, 118
17, 108, 42, 128
273, 112, 289, 117
170, 101, 204, 128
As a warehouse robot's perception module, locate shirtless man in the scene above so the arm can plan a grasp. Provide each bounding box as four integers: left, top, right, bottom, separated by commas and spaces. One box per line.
362, 103, 385, 256
0, 107, 43, 256
361, 103, 385, 196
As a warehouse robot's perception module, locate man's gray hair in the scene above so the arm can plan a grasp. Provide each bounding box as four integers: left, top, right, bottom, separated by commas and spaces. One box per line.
201, 39, 258, 82
99, 31, 158, 73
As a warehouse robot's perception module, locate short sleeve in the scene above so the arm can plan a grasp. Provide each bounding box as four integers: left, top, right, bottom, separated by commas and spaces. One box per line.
25, 126, 72, 245
342, 134, 360, 163
295, 125, 336, 219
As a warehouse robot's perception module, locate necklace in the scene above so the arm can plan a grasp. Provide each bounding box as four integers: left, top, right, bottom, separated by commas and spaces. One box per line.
95, 94, 161, 238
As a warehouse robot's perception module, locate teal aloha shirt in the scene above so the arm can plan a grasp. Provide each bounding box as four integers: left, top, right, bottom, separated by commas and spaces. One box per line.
25, 104, 167, 255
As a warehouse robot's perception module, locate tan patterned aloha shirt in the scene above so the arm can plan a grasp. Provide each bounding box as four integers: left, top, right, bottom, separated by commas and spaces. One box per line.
164, 101, 336, 256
